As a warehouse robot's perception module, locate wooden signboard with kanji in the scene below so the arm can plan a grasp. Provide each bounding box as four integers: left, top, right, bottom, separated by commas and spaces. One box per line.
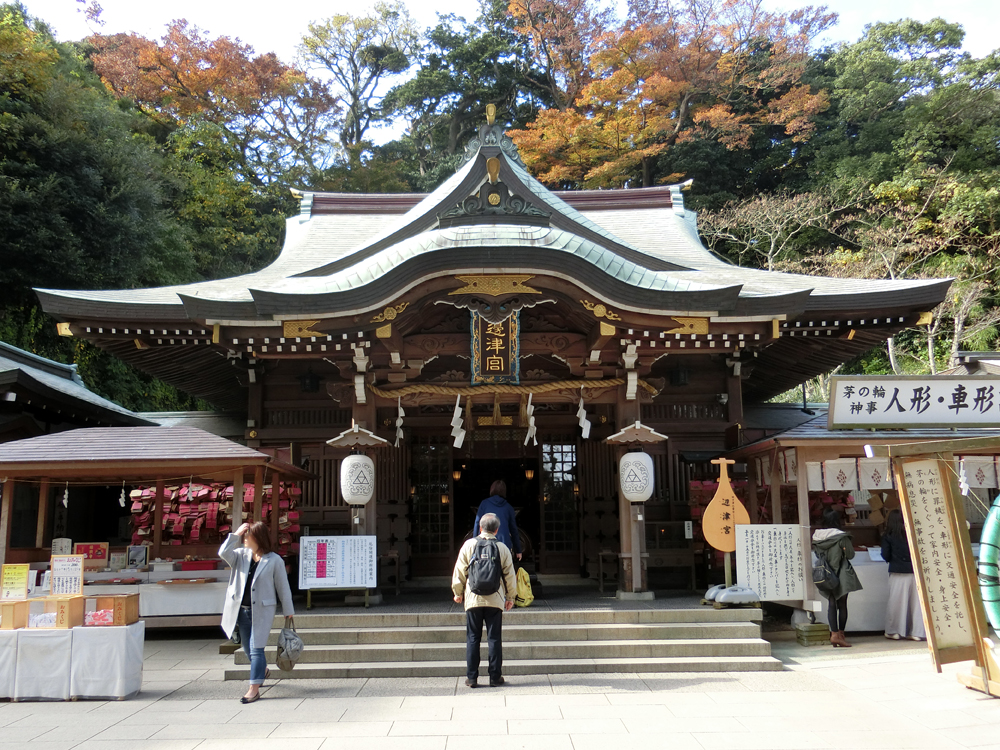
702, 458, 750, 553
874, 436, 1000, 697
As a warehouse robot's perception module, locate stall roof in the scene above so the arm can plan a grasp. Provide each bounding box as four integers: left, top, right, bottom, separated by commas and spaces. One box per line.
0, 426, 314, 480
729, 414, 1000, 457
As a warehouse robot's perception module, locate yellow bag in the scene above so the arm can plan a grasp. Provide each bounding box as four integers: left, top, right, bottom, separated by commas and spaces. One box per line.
514, 567, 534, 607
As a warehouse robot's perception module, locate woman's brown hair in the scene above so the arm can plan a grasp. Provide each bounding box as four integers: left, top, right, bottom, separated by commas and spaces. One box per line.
242, 521, 273, 555
489, 479, 506, 498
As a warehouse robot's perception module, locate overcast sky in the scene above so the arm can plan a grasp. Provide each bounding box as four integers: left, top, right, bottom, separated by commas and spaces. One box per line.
21, 0, 998, 62
18, 0, 997, 143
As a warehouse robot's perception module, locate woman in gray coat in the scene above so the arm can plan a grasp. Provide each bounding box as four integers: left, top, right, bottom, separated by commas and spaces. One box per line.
219, 521, 295, 703
812, 509, 863, 648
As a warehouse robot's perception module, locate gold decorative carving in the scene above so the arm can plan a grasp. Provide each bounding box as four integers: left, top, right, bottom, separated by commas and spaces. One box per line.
449, 275, 540, 297
486, 157, 500, 185
371, 302, 409, 323
487, 192, 501, 205
283, 320, 323, 338
599, 321, 615, 336
664, 317, 709, 335
375, 323, 392, 339
581, 299, 622, 321
486, 103, 496, 125
56, 323, 73, 337
478, 416, 513, 426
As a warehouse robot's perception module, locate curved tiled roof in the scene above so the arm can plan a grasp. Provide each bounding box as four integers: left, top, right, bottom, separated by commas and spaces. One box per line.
35, 122, 950, 327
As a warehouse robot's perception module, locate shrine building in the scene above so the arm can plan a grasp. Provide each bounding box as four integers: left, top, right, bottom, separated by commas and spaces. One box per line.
34, 114, 951, 592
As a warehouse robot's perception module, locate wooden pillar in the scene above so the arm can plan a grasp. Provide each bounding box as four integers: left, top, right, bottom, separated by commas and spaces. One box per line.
35, 479, 49, 549
270, 471, 280, 547
747, 458, 759, 524
253, 465, 264, 523
770, 454, 783, 524
152, 479, 164, 559
0, 479, 14, 565
232, 468, 244, 529
796, 447, 816, 609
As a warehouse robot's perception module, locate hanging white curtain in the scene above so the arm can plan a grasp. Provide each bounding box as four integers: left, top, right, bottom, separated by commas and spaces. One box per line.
823, 459, 858, 491
858, 458, 893, 490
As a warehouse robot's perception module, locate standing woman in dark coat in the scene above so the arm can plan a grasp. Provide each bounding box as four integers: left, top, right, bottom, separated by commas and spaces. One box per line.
881, 509, 926, 641
813, 509, 863, 647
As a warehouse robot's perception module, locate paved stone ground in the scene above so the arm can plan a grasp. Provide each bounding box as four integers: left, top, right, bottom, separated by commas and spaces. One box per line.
4, 629, 1000, 750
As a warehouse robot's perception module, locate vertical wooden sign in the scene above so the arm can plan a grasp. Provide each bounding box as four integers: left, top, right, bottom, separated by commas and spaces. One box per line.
471, 311, 520, 384
893, 458, 979, 668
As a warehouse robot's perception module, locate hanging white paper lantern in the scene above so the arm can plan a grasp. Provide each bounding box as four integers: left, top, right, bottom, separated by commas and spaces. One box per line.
340, 453, 376, 505
619, 451, 654, 503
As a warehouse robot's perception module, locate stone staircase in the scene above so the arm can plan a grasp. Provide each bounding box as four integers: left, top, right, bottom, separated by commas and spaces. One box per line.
225, 608, 782, 679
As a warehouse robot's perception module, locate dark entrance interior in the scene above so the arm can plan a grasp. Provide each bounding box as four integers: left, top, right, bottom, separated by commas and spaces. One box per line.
452, 458, 539, 562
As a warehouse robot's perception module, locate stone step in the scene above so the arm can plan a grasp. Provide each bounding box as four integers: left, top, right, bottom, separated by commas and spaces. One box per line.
280, 608, 762, 629
237, 638, 772, 665
225, 655, 783, 680
265, 621, 761, 646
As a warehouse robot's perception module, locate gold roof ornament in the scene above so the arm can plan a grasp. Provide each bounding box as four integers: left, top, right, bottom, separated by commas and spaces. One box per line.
486, 103, 496, 125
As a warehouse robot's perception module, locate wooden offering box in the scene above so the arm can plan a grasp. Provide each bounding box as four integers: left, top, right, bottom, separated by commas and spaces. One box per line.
90, 593, 140, 626
0, 599, 29, 630
41, 596, 85, 628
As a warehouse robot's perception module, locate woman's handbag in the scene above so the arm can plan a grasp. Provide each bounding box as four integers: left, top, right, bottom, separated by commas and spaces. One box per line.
812, 551, 840, 594
276, 616, 304, 671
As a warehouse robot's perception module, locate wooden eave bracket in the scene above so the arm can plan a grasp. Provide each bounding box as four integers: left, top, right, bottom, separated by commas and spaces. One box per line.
587, 321, 616, 363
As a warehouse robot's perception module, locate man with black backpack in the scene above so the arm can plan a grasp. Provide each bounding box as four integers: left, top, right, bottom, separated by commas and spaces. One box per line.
452, 513, 517, 688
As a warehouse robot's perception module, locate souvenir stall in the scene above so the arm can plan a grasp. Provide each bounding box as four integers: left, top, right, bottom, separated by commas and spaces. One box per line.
728, 374, 1000, 632
0, 425, 313, 628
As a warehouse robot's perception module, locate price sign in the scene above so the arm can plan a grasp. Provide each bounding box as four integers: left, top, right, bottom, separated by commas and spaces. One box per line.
1, 564, 30, 601
50, 554, 85, 596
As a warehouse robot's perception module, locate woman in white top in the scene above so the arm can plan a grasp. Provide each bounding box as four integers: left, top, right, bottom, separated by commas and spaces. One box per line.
218, 521, 294, 703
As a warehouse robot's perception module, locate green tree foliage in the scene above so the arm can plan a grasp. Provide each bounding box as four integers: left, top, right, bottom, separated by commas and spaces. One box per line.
380, 0, 554, 189
300, 1, 420, 148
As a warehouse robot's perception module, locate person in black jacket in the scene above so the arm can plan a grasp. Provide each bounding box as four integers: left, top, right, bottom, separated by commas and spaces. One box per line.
881, 509, 926, 641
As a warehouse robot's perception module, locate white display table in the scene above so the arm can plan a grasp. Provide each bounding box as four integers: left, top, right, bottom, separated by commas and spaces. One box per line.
0, 629, 16, 699
15, 629, 72, 701
70, 622, 144, 699
137, 582, 227, 617
818, 557, 891, 633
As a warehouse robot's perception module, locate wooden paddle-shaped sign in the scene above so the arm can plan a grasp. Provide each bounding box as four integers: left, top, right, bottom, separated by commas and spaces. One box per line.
702, 458, 750, 553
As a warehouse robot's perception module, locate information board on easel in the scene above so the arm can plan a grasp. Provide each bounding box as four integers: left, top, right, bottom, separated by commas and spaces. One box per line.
50, 555, 85, 596
298, 536, 376, 607
873, 436, 1000, 698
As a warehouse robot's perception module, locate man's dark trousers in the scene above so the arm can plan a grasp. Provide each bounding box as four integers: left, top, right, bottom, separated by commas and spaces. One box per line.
466, 606, 503, 682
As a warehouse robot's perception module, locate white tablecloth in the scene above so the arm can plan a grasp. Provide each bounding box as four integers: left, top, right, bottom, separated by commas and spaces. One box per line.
15, 629, 72, 700
70, 622, 144, 699
0, 629, 17, 699
138, 582, 227, 616
819, 558, 890, 632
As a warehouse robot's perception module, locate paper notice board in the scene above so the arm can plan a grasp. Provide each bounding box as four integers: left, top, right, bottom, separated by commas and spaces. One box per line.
1, 564, 30, 601
298, 536, 376, 590
736, 524, 805, 601
50, 555, 85, 596
74, 543, 109, 569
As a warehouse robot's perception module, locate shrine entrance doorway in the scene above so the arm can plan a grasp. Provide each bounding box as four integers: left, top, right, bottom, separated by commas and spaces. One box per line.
452, 457, 540, 564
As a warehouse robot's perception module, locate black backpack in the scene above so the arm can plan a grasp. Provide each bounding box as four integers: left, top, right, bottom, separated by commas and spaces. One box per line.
468, 537, 503, 596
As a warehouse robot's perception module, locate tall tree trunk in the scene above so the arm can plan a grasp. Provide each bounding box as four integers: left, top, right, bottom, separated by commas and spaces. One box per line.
641, 157, 651, 188
887, 336, 903, 375
926, 331, 937, 374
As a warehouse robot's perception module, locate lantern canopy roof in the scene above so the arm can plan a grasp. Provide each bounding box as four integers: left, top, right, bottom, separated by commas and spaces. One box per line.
326, 424, 390, 448
605, 421, 669, 444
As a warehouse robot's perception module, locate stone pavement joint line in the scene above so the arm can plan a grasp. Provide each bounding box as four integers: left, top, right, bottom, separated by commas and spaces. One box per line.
3, 634, 1000, 749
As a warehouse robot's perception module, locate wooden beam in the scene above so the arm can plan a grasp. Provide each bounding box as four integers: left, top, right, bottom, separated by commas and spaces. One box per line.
0, 479, 14, 565
35, 479, 49, 549
153, 479, 164, 559
586, 321, 616, 363
253, 465, 264, 523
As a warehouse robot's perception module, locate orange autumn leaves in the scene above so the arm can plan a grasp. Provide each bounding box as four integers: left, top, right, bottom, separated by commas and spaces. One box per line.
508, 0, 835, 188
